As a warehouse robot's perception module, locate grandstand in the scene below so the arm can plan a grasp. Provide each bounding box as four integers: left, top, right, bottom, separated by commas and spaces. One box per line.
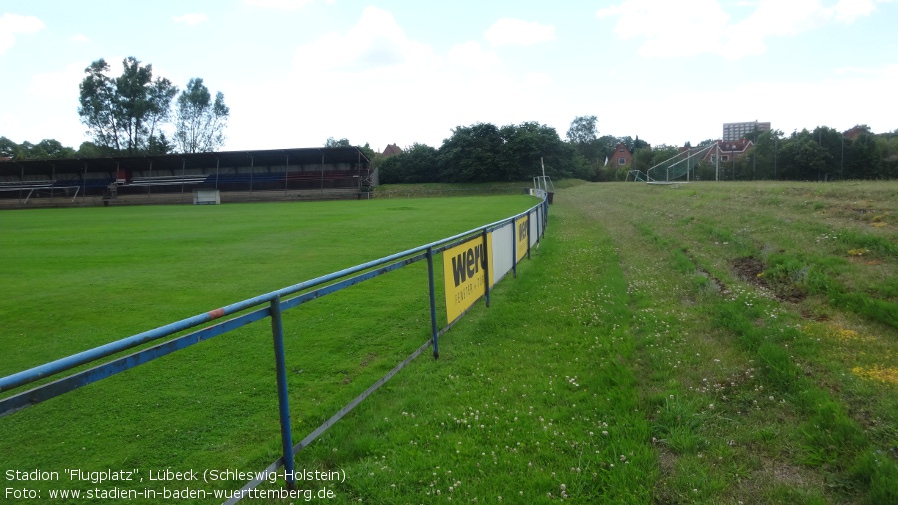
0, 147, 373, 208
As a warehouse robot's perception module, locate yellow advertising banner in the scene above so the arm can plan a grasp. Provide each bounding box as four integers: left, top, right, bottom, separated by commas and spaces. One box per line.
443, 235, 491, 323
515, 215, 529, 262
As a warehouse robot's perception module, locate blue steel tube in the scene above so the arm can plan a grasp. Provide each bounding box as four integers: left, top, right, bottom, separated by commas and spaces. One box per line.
269, 296, 296, 488
426, 247, 439, 359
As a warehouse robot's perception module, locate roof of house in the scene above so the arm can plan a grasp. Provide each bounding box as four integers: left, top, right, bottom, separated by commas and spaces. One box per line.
716, 139, 753, 152
842, 126, 869, 140
382, 144, 402, 156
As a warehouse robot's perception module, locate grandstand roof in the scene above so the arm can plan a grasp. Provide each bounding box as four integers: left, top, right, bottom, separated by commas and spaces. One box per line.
0, 146, 370, 178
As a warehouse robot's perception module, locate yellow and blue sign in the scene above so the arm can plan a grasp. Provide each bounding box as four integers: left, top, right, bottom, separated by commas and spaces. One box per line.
443, 235, 490, 323
515, 215, 529, 262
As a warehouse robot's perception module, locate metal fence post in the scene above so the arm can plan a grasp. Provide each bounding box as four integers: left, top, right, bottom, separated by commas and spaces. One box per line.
511, 217, 518, 278
481, 229, 490, 308
426, 247, 439, 359
536, 207, 542, 248
270, 295, 296, 488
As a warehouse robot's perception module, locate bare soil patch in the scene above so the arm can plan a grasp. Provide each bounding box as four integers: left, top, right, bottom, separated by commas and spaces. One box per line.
732, 256, 807, 303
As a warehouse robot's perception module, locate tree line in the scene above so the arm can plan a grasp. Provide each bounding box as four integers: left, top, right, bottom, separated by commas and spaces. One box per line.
379, 115, 898, 183
377, 122, 595, 184
693, 126, 898, 181
5, 88, 897, 182
1, 56, 228, 161
375, 115, 676, 184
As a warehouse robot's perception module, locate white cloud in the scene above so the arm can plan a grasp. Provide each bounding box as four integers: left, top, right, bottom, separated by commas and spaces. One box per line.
485, 18, 555, 47
593, 62, 898, 146
447, 41, 499, 68
293, 6, 433, 72
71, 33, 89, 43
172, 13, 208, 26
0, 13, 45, 54
27, 62, 86, 100
243, 0, 320, 9
597, 0, 730, 57
833, 0, 878, 22
223, 7, 568, 151
2, 61, 88, 145
597, 0, 892, 59
724, 64, 898, 134
523, 72, 553, 90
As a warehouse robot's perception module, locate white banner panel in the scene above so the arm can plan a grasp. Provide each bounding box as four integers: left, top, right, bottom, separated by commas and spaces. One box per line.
529, 209, 539, 248
488, 222, 514, 287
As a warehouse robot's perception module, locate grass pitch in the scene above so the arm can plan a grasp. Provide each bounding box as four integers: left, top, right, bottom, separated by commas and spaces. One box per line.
3, 182, 898, 504
0, 195, 536, 500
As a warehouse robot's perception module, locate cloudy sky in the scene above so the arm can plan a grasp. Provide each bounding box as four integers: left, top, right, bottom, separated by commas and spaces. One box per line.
1, 0, 896, 153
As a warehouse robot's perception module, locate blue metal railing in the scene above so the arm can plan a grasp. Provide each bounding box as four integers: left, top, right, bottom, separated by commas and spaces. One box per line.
0, 195, 548, 499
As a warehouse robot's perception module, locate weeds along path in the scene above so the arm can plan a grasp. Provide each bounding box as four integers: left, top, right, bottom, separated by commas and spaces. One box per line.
565, 181, 898, 504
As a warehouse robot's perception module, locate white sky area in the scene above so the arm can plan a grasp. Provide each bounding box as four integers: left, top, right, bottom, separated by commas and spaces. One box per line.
1, 0, 896, 153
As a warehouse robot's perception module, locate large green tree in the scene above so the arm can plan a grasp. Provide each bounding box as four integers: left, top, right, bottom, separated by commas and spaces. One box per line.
566, 115, 598, 144
565, 115, 609, 165
22, 139, 76, 159
501, 122, 585, 180
438, 122, 587, 183
778, 129, 832, 180
0, 136, 19, 159
78, 57, 177, 155
323, 138, 376, 163
618, 135, 649, 152
174, 78, 229, 153
324, 137, 351, 148
438, 123, 504, 182
378, 143, 439, 183
744, 129, 783, 180
0, 137, 76, 160
379, 122, 587, 184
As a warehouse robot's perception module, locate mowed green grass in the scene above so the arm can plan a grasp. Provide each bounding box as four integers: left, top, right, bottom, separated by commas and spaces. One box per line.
3, 181, 898, 504
0, 197, 533, 374
0, 195, 536, 500
281, 181, 898, 505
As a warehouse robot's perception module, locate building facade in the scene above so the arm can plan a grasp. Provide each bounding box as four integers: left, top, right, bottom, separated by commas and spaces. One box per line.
701, 139, 754, 164
722, 121, 770, 141
611, 143, 633, 166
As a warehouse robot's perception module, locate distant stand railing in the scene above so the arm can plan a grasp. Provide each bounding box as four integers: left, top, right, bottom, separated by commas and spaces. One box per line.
0, 180, 81, 203
0, 195, 549, 503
